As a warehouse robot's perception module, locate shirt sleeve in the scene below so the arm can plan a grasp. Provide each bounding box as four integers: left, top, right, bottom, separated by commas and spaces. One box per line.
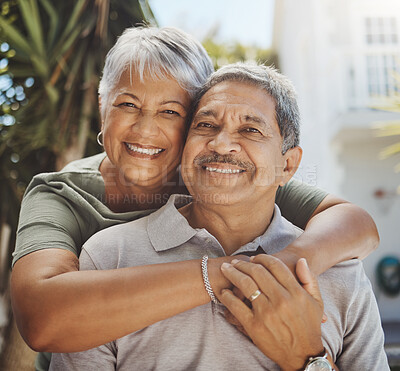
275, 178, 328, 229
12, 184, 83, 266
79, 248, 99, 270
335, 264, 390, 370
49, 344, 117, 371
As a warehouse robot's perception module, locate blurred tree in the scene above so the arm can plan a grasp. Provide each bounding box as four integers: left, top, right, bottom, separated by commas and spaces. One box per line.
0, 0, 155, 367
201, 30, 278, 70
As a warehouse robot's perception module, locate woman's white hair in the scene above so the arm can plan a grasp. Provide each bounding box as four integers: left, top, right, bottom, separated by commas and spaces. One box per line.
98, 26, 214, 116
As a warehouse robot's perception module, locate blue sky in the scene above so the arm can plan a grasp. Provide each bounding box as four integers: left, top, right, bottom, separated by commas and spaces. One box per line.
148, 0, 275, 48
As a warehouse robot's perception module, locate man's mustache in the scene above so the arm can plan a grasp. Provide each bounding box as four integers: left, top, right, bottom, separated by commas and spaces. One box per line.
194, 153, 255, 172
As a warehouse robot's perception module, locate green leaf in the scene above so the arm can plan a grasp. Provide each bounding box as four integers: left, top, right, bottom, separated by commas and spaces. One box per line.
30, 53, 48, 78
139, 0, 158, 26
62, 0, 88, 39
44, 82, 59, 104
374, 121, 400, 137
49, 0, 90, 67
374, 121, 400, 128
376, 129, 400, 137
18, 0, 45, 58
64, 40, 88, 89
38, 0, 59, 49
8, 65, 36, 77
50, 26, 83, 71
379, 142, 400, 159
0, 16, 33, 57
59, 24, 87, 58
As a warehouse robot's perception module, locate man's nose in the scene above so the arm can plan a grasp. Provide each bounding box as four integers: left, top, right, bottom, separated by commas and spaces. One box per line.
207, 130, 241, 154
132, 110, 160, 137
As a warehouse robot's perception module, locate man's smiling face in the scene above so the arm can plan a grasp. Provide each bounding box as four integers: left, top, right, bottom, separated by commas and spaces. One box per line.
181, 80, 300, 206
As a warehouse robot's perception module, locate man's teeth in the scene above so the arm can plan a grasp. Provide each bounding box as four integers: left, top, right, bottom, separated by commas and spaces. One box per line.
205, 167, 241, 174
126, 143, 163, 155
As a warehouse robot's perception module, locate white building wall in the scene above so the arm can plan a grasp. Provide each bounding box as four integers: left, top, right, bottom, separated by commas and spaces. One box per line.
273, 0, 400, 321
336, 132, 400, 320
273, 0, 341, 192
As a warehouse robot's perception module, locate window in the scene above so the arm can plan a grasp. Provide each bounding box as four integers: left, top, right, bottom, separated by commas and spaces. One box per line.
365, 17, 398, 45
367, 54, 400, 97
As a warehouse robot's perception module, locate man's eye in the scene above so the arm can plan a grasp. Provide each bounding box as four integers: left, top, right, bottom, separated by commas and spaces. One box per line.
244, 127, 262, 134
196, 122, 214, 129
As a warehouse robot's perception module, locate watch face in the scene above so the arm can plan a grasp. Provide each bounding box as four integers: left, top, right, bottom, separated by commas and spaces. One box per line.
308, 358, 332, 371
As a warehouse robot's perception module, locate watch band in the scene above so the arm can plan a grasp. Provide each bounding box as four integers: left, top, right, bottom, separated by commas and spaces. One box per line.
304, 350, 333, 371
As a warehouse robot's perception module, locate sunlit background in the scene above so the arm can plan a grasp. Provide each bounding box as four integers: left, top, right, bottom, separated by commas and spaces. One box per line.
150, 0, 274, 47
1, 0, 400, 369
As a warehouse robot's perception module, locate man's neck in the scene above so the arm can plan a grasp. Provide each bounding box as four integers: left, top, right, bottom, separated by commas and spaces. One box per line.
179, 196, 276, 256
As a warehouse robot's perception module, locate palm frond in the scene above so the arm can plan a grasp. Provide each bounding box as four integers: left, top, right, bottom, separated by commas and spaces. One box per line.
18, 0, 46, 58
0, 16, 33, 57
374, 121, 400, 137
379, 142, 400, 159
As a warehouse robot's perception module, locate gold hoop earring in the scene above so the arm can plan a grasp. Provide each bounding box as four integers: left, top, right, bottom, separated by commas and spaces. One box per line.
96, 131, 104, 146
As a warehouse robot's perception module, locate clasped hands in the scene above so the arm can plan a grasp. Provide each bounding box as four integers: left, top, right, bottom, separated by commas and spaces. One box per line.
217, 255, 326, 371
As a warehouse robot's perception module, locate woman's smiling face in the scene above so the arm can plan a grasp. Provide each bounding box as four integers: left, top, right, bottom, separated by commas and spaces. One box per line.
101, 68, 191, 189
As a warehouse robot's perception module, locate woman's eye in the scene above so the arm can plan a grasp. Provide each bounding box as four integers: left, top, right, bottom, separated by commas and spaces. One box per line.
163, 110, 179, 115
119, 102, 137, 108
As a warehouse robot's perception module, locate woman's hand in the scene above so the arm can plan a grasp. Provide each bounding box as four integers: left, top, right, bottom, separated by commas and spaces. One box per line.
218, 255, 325, 371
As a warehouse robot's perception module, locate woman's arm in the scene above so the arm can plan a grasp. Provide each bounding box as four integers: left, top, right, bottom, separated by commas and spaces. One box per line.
12, 179, 238, 354
274, 194, 379, 275
11, 249, 234, 353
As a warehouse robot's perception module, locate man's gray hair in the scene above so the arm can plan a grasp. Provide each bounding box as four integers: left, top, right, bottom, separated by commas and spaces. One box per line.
98, 26, 214, 116
191, 63, 300, 154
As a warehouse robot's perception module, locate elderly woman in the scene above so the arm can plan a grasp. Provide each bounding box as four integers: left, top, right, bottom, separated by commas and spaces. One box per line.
11, 27, 378, 370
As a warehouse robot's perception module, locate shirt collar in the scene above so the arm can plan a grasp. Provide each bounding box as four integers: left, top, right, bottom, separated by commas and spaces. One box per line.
147, 195, 301, 255
147, 194, 197, 252
234, 205, 302, 256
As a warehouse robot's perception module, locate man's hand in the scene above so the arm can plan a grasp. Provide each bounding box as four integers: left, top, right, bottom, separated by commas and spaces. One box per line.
218, 255, 325, 371
271, 251, 328, 323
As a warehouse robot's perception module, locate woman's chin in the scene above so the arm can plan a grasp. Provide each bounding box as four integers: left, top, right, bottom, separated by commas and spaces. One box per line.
118, 168, 171, 189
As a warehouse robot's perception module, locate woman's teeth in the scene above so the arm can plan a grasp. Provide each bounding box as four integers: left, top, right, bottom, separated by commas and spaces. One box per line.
125, 143, 163, 155
205, 167, 242, 174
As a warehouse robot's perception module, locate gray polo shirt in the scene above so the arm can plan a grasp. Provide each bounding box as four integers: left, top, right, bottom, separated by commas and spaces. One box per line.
49, 195, 389, 371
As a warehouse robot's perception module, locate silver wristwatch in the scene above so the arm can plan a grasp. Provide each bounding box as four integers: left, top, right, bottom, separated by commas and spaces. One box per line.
304, 352, 333, 371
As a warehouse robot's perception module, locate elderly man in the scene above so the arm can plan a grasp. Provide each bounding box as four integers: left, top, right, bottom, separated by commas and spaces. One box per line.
50, 64, 388, 371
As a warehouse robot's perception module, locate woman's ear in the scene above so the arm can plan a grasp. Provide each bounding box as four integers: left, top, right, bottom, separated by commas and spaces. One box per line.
279, 146, 303, 187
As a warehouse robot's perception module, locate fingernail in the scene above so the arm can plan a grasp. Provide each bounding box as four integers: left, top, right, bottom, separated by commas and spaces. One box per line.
250, 256, 255, 261
231, 259, 240, 264
221, 262, 231, 270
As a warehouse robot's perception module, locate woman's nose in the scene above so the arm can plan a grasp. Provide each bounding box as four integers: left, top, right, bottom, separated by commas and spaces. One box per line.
132, 110, 160, 137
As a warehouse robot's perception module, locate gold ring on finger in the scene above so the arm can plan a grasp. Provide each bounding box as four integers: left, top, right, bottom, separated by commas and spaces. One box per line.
249, 289, 262, 302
